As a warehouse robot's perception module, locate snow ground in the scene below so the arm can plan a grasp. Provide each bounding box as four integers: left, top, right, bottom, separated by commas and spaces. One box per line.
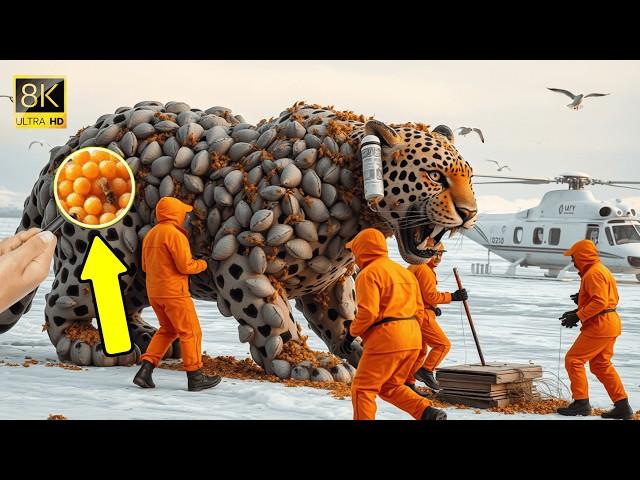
1, 217, 638, 420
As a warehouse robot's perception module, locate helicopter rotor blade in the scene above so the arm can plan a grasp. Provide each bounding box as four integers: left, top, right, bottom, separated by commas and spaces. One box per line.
590, 179, 640, 190
472, 174, 553, 183
600, 184, 640, 192
473, 181, 551, 185
596, 181, 640, 185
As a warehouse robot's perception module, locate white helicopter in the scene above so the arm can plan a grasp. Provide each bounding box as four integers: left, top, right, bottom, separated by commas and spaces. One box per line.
463, 172, 640, 282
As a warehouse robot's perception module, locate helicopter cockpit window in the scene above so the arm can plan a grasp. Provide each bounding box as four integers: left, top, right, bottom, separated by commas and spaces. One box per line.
611, 224, 640, 245
585, 225, 599, 244
533, 227, 544, 245
605, 227, 615, 246
549, 228, 561, 246
513, 227, 523, 244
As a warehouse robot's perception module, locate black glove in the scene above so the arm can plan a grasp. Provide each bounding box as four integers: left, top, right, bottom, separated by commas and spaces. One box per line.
560, 308, 577, 318
434, 307, 442, 317
560, 310, 580, 328
570, 292, 579, 305
451, 289, 468, 302
340, 321, 356, 355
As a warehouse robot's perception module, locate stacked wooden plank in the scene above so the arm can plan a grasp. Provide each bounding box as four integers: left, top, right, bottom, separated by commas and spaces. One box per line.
436, 362, 543, 408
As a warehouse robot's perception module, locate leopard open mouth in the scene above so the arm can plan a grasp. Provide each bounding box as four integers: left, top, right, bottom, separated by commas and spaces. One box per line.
398, 205, 450, 259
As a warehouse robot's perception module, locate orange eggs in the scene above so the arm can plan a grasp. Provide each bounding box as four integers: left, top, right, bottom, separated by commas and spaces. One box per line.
82, 161, 100, 179
102, 203, 117, 214
56, 148, 135, 227
58, 180, 73, 198
66, 192, 85, 208
110, 177, 128, 196
84, 196, 103, 216
99, 212, 116, 224
73, 177, 91, 196
99, 160, 117, 179
118, 192, 131, 209
65, 163, 82, 181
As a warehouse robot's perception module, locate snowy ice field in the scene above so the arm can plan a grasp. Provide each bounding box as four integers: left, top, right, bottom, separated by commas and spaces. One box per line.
0, 217, 638, 420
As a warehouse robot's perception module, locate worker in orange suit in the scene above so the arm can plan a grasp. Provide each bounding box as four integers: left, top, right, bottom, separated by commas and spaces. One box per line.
557, 239, 633, 419
341, 228, 447, 420
133, 197, 221, 392
406, 242, 467, 395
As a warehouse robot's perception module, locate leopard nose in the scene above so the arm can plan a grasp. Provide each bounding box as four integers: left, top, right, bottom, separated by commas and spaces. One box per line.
455, 207, 477, 223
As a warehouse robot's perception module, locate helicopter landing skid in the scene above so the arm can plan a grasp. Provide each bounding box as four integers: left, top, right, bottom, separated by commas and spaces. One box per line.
470, 256, 576, 281
554, 263, 574, 281
505, 256, 526, 276
469, 270, 575, 282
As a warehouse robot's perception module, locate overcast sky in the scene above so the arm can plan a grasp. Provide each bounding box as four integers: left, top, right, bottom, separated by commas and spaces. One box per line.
1, 60, 638, 211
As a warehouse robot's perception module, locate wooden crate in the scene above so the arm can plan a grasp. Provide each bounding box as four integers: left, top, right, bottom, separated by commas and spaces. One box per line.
437, 391, 542, 409
437, 362, 542, 384
435, 362, 543, 409
438, 380, 534, 395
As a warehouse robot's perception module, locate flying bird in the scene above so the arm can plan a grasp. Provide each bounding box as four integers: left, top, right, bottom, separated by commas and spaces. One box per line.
456, 126, 484, 143
28, 140, 52, 150
547, 88, 610, 110
485, 159, 511, 172
0, 95, 13, 103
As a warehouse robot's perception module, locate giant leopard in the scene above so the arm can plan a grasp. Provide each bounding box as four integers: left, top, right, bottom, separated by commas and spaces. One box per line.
0, 100, 477, 382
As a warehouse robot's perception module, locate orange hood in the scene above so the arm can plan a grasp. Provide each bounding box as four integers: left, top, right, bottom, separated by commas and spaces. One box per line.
155, 197, 192, 234
564, 239, 599, 275
345, 228, 388, 269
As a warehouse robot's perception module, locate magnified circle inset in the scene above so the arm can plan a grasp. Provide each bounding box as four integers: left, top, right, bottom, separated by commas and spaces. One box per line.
53, 147, 136, 229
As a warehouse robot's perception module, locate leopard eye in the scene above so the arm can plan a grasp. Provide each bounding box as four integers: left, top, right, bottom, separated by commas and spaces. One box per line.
428, 171, 442, 183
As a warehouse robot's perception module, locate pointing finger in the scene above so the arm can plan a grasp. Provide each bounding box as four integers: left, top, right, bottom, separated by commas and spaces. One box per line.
0, 228, 42, 255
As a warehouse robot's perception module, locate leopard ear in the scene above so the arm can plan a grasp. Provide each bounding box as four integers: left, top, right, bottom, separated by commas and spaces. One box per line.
432, 124, 455, 144
364, 120, 402, 147
364, 119, 407, 160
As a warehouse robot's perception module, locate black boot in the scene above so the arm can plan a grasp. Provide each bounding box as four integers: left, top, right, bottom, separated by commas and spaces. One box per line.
405, 382, 431, 398
421, 406, 447, 420
601, 398, 634, 420
557, 399, 592, 416
187, 369, 222, 392
133, 360, 156, 388
415, 368, 441, 391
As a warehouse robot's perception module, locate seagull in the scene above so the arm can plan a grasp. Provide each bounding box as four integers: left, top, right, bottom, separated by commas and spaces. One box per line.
456, 126, 484, 143
486, 159, 511, 172
28, 140, 52, 150
0, 95, 13, 103
547, 88, 610, 110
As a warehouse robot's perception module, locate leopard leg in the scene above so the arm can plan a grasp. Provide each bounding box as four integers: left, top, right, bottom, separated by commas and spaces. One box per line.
213, 251, 303, 377
295, 274, 362, 376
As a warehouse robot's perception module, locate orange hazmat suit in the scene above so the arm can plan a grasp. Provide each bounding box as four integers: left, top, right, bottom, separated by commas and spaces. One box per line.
563, 239, 627, 403
407, 257, 452, 383
346, 228, 432, 420
140, 197, 208, 372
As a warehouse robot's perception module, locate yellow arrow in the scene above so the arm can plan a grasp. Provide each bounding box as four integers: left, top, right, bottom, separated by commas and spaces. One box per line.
80, 233, 132, 356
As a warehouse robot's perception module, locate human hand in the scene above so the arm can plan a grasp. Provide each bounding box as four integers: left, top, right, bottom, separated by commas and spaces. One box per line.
339, 321, 356, 356
451, 289, 468, 302
570, 292, 579, 305
0, 228, 57, 313
0, 228, 42, 255
559, 310, 580, 328
192, 253, 209, 270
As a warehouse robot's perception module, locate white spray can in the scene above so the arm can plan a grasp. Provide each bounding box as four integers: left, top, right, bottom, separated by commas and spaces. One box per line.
360, 135, 384, 203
